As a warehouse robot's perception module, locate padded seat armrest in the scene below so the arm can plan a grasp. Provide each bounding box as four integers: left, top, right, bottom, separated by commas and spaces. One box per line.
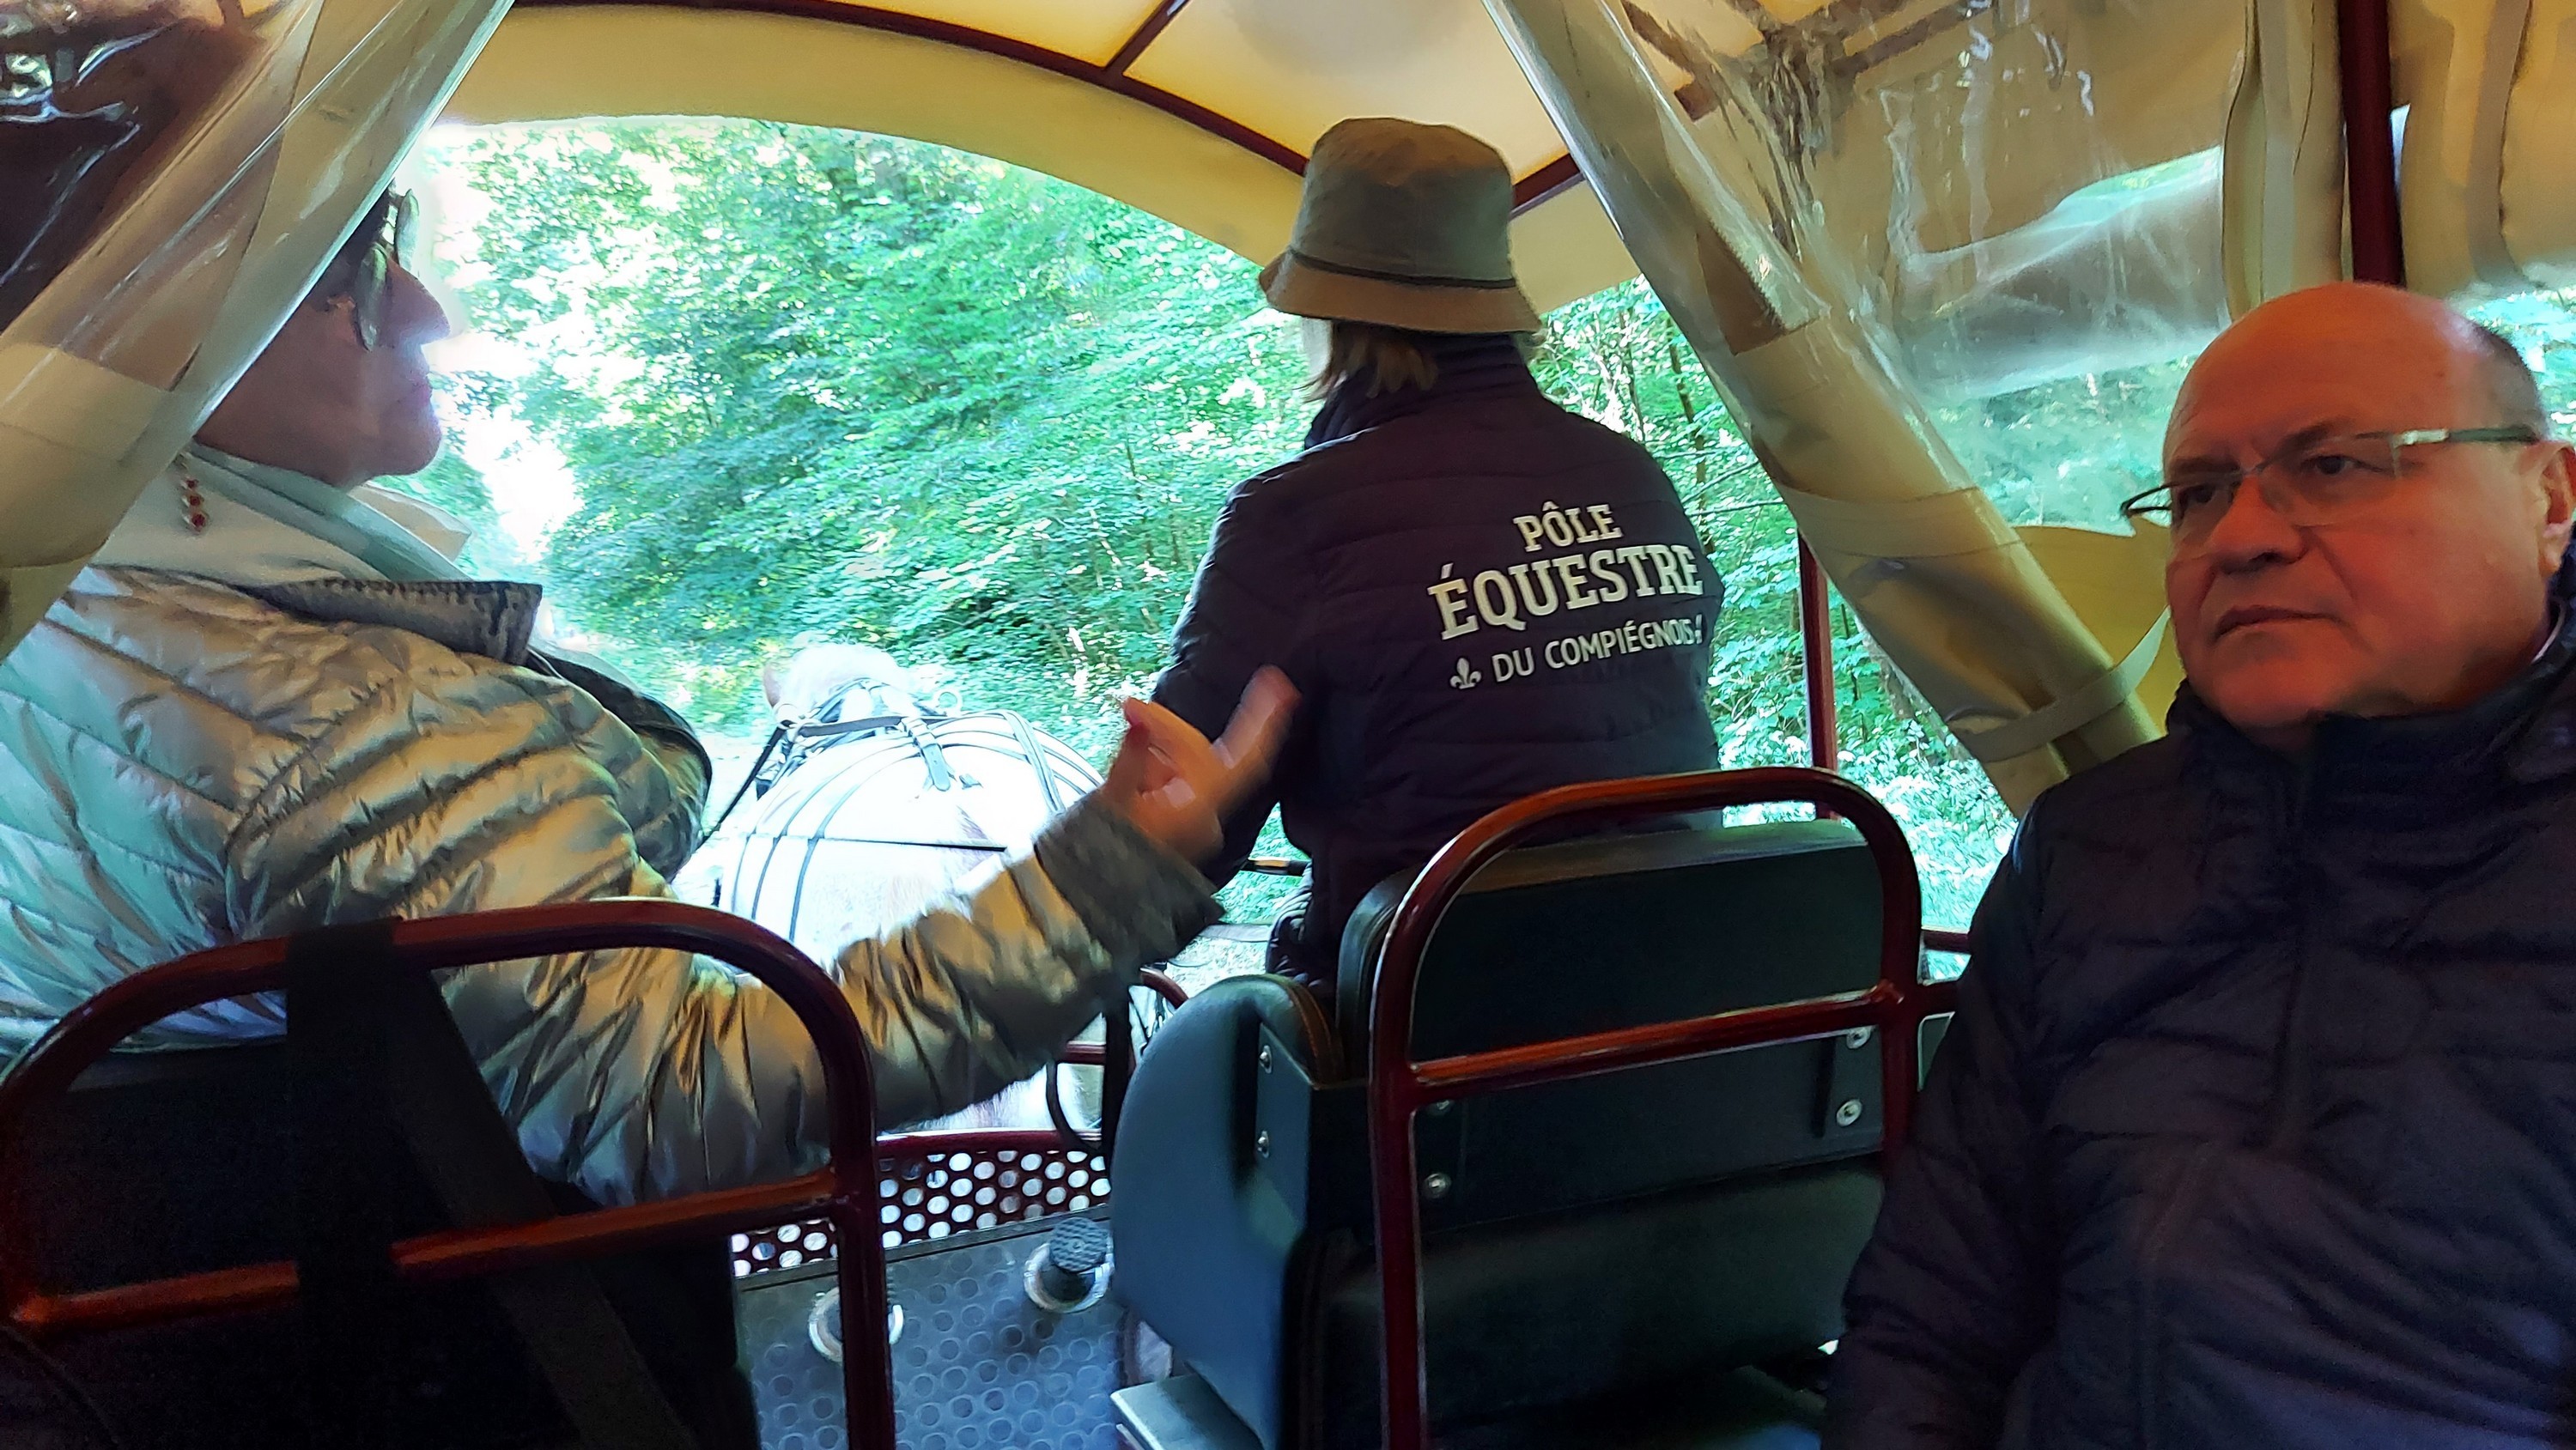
1113, 976, 1335, 1450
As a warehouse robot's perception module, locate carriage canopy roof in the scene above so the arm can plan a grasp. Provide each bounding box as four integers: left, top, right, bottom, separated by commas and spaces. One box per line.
446, 0, 1643, 312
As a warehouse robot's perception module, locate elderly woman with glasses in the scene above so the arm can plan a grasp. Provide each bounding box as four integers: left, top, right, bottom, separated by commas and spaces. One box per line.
0, 180, 1298, 1447
0, 191, 1296, 1209
191, 190, 448, 494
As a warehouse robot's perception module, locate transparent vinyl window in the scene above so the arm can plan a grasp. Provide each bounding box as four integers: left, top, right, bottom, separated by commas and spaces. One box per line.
1595, 0, 2243, 527
1, 0, 282, 338
1541, 280, 2014, 930
1484, 0, 2243, 927
0, 0, 511, 669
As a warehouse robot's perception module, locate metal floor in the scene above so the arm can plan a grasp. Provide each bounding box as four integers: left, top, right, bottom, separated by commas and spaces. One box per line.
738, 1211, 1823, 1450
737, 1215, 1125, 1450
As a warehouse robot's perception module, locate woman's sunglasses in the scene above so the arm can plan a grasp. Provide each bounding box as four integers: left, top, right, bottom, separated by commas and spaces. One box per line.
316, 191, 419, 349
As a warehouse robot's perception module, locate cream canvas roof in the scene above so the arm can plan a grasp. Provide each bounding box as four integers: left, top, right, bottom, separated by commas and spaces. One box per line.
441, 0, 1645, 311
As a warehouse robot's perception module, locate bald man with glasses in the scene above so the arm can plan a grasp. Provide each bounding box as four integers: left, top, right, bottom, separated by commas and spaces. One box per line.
1828, 283, 2576, 1449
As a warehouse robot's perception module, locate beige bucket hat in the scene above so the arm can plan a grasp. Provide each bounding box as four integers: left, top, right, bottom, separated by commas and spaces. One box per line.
1260, 118, 1544, 335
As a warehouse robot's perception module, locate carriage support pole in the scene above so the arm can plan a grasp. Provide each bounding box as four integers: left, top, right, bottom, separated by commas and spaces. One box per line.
2338, 0, 2405, 285
1799, 541, 1838, 773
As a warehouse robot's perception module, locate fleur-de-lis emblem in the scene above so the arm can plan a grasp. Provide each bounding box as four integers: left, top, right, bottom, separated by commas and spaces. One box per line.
1449, 659, 1481, 690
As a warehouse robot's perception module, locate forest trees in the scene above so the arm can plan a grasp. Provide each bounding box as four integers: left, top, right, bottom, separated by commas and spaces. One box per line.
409, 118, 2026, 924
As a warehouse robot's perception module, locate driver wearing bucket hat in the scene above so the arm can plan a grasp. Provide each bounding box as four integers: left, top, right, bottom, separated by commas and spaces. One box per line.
1157, 118, 1723, 993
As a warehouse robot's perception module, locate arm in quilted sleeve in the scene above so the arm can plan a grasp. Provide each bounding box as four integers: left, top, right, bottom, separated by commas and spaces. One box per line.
228, 676, 1215, 1204
1825, 840, 2057, 1449
536, 649, 711, 874
1152, 486, 1309, 881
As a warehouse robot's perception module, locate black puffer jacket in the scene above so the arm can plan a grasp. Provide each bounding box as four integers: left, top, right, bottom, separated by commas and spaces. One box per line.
1831, 610, 2576, 1449
1153, 336, 1719, 958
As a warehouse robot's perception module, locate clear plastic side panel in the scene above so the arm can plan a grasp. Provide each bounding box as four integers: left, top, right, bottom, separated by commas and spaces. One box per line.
1485, 0, 2241, 804
2, 2, 263, 334
0, 0, 509, 655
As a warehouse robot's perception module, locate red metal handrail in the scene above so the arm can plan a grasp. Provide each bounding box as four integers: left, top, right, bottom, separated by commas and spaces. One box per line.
1365, 768, 1958, 1450
0, 898, 898, 1449
1139, 968, 1189, 1011
1799, 540, 1839, 772
2339, 0, 2406, 285
1050, 969, 1185, 1069
1046, 966, 1188, 1150
876, 1126, 1082, 1159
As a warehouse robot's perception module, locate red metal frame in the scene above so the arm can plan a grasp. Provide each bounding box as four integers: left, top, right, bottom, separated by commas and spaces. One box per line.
1797, 550, 1989, 953
0, 899, 899, 1450
1139, 967, 1188, 1010
1511, 155, 1583, 211
1799, 541, 1839, 772
1053, 967, 1186, 1068
1105, 0, 1191, 75
2337, 0, 2406, 285
1364, 768, 1957, 1450
1047, 965, 1186, 1150
876, 1125, 1073, 1158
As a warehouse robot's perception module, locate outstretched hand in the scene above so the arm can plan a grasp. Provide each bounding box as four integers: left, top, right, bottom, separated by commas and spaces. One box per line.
1100, 668, 1298, 868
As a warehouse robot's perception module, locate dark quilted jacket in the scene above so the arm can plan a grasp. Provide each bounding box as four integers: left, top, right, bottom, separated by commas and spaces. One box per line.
1153, 336, 1720, 954
1830, 609, 2576, 1449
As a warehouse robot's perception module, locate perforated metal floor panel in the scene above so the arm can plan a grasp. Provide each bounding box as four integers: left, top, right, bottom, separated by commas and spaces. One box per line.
736, 1213, 1124, 1450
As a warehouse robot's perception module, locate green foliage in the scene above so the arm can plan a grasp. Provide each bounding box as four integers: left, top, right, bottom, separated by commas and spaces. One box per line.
2470, 292, 2576, 428
406, 118, 2017, 926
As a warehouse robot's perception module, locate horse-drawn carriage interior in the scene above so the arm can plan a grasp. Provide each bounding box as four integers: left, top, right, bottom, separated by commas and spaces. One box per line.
4, 0, 2573, 1446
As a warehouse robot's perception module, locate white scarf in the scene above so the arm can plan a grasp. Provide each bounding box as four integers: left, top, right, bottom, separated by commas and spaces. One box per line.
94, 443, 473, 588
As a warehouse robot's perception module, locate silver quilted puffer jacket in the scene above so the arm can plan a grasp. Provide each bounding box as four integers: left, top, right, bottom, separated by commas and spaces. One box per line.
0, 456, 1216, 1206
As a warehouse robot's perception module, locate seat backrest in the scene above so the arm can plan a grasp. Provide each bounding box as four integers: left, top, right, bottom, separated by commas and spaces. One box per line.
1112, 804, 1916, 1449
7, 1045, 558, 1447
5, 1042, 752, 1450
1333, 816, 1891, 1231
1338, 816, 1882, 1057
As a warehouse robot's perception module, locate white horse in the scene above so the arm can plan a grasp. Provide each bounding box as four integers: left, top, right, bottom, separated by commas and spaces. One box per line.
757, 642, 923, 725
682, 646, 1103, 1134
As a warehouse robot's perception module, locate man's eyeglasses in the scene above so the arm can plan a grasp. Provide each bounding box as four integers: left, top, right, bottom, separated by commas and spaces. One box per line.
2118, 427, 2544, 547
317, 191, 419, 349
